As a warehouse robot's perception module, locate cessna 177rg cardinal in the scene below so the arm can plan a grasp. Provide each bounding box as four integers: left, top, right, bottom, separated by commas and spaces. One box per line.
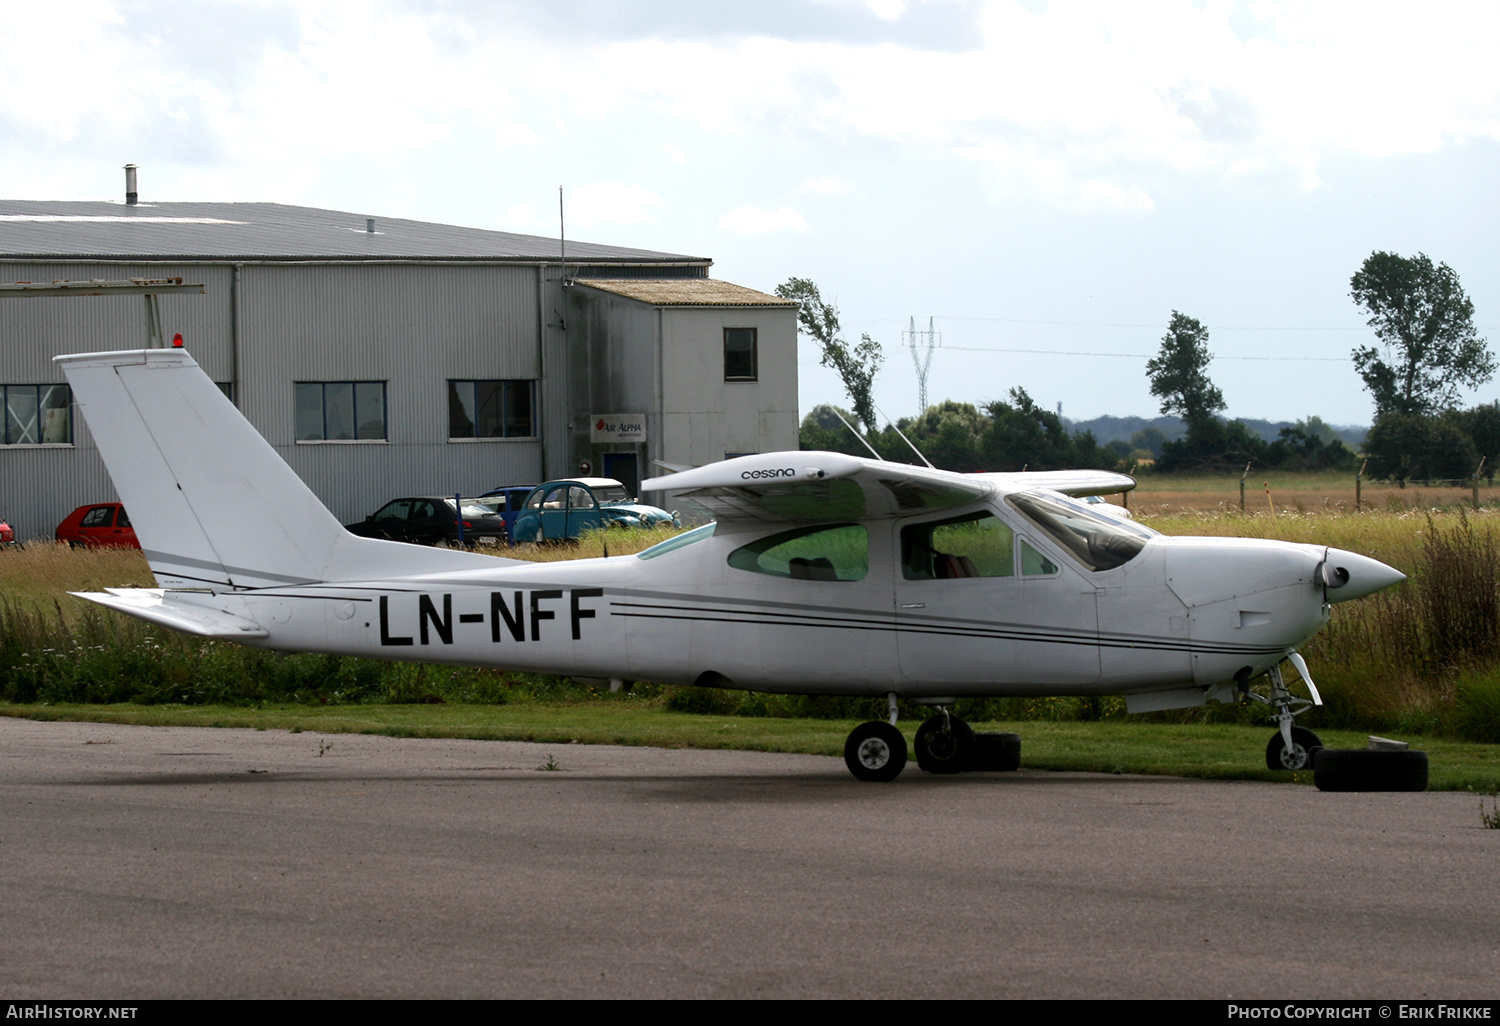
57, 349, 1405, 781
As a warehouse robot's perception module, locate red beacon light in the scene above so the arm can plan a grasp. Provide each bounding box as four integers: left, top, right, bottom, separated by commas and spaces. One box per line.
172, 333, 184, 348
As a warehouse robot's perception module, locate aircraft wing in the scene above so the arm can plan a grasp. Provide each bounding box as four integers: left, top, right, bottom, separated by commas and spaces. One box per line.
970, 469, 1137, 497
641, 451, 992, 523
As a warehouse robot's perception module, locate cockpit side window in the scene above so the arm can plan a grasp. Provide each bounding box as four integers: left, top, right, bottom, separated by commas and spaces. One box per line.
728, 524, 868, 581
1006, 492, 1147, 572
901, 511, 1014, 580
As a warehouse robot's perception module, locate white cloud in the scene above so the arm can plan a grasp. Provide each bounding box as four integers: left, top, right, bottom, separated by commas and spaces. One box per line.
566, 182, 665, 227
4, 1, 1500, 216
719, 205, 809, 234
800, 175, 854, 195
861, 0, 910, 20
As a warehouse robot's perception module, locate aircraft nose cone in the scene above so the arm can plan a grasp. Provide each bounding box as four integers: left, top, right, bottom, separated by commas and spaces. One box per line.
1321, 548, 1406, 602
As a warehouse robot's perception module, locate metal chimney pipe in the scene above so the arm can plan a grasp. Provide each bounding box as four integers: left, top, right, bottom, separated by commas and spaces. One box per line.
366, 218, 375, 233
124, 164, 138, 205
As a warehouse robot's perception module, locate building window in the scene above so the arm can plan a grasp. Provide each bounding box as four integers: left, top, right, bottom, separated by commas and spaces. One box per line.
2, 384, 71, 444
724, 327, 757, 381
448, 380, 535, 439
295, 382, 386, 441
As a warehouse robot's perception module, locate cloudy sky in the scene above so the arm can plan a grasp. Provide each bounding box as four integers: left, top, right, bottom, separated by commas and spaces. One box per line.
5, 0, 1499, 428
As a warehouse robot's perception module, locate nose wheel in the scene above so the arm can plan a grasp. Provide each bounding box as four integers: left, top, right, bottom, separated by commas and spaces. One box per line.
1266, 725, 1323, 771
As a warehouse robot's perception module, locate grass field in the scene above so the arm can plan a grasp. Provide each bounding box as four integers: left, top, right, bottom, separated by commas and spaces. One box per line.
1126, 467, 1496, 516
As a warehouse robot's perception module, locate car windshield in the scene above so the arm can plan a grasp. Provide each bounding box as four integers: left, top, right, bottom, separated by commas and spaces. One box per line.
594, 486, 631, 504
448, 499, 501, 518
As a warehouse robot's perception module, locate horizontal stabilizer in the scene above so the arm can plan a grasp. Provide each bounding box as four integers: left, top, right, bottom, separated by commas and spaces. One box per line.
73, 588, 269, 638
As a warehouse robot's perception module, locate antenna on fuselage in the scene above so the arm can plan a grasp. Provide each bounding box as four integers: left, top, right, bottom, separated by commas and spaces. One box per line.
874, 402, 935, 469
829, 407, 885, 461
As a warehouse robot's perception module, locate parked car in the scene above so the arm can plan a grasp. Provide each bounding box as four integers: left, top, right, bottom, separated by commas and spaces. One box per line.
475, 485, 535, 538
510, 478, 679, 543
55, 502, 140, 548
1082, 494, 1134, 519
343, 496, 508, 548
0, 517, 14, 547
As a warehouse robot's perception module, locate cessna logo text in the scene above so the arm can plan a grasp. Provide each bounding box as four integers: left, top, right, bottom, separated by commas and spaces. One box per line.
741, 467, 795, 480
378, 589, 603, 646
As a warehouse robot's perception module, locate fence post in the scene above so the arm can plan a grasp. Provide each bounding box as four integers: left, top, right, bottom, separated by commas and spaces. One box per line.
1239, 461, 1251, 512
1475, 458, 1486, 511
1356, 459, 1367, 511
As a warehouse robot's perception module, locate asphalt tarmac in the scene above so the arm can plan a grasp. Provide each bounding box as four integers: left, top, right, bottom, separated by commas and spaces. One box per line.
2, 716, 1495, 1000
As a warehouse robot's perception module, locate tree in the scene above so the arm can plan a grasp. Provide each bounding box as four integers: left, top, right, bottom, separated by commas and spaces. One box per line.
776, 278, 883, 434
982, 388, 1114, 472
1146, 312, 1224, 431
1363, 410, 1478, 486
1350, 252, 1494, 417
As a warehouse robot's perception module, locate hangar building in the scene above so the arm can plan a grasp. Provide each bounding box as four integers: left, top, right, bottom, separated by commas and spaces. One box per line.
0, 196, 798, 540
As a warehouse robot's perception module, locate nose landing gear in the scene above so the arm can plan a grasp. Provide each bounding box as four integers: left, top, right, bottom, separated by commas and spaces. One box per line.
1246, 658, 1323, 771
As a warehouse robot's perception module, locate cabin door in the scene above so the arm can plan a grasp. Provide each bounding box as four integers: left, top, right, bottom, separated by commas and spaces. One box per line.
893, 511, 1100, 692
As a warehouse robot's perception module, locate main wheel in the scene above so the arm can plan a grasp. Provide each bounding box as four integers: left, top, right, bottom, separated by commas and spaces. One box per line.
915, 714, 975, 774
1266, 726, 1323, 771
1314, 748, 1428, 792
844, 722, 908, 782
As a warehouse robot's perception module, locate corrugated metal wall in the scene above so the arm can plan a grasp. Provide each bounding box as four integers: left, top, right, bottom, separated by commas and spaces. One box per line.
0, 259, 550, 537
0, 261, 236, 539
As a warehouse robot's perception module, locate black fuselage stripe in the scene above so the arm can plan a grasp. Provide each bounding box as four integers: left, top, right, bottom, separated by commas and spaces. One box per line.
609, 606, 1284, 656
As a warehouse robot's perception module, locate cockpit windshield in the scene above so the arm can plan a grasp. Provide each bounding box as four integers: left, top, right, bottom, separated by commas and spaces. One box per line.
1005, 491, 1154, 572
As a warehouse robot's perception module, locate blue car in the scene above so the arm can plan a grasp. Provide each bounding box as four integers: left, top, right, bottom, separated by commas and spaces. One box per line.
510, 477, 679, 543
476, 485, 535, 539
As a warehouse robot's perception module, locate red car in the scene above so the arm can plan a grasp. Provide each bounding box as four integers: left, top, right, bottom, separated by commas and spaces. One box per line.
0, 518, 13, 547
55, 503, 140, 549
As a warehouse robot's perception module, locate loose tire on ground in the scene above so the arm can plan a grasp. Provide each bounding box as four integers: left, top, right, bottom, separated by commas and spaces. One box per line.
1314, 748, 1428, 792
914, 715, 975, 774
1266, 726, 1323, 771
844, 721, 908, 782
968, 732, 1022, 772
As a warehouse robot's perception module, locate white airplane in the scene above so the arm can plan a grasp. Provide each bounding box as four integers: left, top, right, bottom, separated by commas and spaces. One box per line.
58, 348, 1405, 782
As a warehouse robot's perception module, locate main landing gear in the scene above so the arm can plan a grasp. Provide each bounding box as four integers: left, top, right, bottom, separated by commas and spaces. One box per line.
843, 694, 1021, 781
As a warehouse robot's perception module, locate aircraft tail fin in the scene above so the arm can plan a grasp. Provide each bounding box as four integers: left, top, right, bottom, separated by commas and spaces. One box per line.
57, 349, 503, 589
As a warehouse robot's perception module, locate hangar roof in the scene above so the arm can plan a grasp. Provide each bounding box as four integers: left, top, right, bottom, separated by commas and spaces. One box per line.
0, 200, 707, 265
576, 278, 795, 306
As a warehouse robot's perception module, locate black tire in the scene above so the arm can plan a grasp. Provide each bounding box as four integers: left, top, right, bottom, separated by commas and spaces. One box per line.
1314, 748, 1428, 792
914, 715, 975, 774
1266, 726, 1323, 771
968, 732, 1022, 772
844, 722, 908, 782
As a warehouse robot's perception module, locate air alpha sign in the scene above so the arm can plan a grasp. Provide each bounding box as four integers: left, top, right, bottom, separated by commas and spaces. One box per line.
591, 414, 646, 443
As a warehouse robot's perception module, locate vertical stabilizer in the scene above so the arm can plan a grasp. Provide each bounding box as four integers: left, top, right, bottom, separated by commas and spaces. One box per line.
57, 349, 500, 588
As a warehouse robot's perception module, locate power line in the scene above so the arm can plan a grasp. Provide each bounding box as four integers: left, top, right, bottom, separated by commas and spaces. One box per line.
939, 345, 1348, 362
